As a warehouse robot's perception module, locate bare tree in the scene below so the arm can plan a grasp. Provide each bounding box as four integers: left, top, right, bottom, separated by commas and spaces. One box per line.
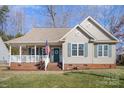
45, 5, 73, 28
15, 10, 25, 33
109, 15, 124, 52
46, 5, 56, 27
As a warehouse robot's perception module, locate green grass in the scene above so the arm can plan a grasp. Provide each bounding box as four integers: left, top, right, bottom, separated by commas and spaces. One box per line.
0, 66, 124, 88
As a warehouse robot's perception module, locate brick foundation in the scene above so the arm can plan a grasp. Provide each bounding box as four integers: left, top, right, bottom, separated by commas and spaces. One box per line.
10, 63, 116, 71
10, 62, 40, 71
64, 64, 116, 70
10, 62, 62, 71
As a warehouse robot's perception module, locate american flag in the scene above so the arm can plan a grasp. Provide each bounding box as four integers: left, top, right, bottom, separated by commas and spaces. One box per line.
45, 40, 50, 55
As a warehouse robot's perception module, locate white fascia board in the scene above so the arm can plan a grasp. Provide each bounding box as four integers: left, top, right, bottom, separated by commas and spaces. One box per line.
81, 16, 119, 42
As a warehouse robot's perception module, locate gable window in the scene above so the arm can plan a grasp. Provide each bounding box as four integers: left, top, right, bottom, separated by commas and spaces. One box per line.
98, 44, 109, 57
72, 44, 77, 56
78, 44, 84, 56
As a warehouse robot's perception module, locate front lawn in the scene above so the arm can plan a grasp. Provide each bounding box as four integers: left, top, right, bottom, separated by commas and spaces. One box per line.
0, 66, 124, 88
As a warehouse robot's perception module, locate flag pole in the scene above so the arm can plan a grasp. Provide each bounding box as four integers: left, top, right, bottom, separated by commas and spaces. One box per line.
45, 40, 50, 71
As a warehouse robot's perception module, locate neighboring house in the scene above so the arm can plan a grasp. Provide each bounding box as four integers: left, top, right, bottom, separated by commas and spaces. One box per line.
116, 47, 124, 64
0, 37, 9, 63
5, 16, 119, 71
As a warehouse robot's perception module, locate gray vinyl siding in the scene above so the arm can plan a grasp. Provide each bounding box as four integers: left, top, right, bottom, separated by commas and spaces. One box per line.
63, 28, 93, 64
62, 27, 116, 64
80, 19, 113, 41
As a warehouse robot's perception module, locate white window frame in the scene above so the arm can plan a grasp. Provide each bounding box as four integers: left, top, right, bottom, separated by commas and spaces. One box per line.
71, 43, 78, 56
78, 44, 84, 56
71, 43, 84, 57
97, 44, 102, 57
97, 44, 109, 57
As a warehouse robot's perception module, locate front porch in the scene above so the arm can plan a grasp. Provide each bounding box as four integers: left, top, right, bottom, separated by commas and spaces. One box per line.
9, 44, 64, 71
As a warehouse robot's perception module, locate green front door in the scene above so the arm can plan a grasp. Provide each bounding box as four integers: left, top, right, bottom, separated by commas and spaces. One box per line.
54, 48, 59, 62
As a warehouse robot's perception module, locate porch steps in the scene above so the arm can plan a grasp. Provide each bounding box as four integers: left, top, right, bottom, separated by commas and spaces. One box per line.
47, 63, 62, 71
0, 63, 9, 71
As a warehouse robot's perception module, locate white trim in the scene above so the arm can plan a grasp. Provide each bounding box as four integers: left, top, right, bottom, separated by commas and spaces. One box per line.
62, 43, 65, 70
11, 55, 47, 63
34, 45, 36, 63
19, 45, 22, 63
81, 16, 119, 42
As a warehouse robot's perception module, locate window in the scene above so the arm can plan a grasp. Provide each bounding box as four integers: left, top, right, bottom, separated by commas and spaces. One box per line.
78, 44, 84, 56
71, 43, 84, 56
104, 45, 108, 56
98, 45, 102, 56
97, 44, 108, 57
72, 44, 77, 56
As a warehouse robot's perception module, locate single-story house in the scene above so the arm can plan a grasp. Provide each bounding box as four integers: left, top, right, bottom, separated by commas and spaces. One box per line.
0, 37, 9, 63
5, 16, 119, 71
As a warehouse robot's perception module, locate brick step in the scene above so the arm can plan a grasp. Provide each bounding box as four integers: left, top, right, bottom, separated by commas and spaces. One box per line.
0, 64, 9, 70
0, 66, 9, 70
47, 63, 62, 71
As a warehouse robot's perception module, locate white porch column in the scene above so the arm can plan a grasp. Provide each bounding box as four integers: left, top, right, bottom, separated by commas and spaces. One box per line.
34, 45, 36, 63
9, 45, 11, 66
62, 43, 65, 70
19, 45, 22, 63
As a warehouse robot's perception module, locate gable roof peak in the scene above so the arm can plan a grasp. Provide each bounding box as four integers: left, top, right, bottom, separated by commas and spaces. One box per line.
81, 16, 96, 24
85, 16, 94, 20
80, 16, 119, 42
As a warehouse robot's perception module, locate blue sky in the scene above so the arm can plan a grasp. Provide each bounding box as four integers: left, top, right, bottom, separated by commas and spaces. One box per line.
6, 5, 124, 35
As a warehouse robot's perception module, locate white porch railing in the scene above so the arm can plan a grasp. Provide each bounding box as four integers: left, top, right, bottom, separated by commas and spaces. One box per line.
11, 55, 48, 63
10, 54, 62, 70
